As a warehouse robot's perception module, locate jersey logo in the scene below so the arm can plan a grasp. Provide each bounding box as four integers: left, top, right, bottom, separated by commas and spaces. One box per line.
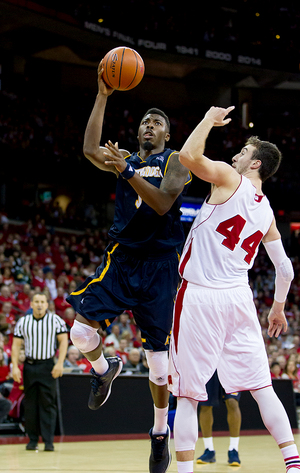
136, 166, 163, 178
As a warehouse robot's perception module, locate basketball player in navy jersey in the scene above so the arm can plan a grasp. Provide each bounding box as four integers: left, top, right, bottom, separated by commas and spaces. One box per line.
67, 60, 191, 473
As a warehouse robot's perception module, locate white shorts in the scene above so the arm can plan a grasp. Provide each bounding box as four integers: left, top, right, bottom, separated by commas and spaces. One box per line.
168, 281, 271, 401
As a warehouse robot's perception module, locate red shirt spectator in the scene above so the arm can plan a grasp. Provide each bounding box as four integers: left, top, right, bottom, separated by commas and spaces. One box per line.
54, 287, 71, 317
31, 268, 46, 291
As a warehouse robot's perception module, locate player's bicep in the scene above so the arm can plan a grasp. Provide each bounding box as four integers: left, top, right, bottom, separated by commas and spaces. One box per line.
160, 153, 190, 197
191, 156, 237, 187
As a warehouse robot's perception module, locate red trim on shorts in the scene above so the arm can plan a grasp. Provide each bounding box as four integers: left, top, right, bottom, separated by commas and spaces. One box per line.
173, 279, 188, 353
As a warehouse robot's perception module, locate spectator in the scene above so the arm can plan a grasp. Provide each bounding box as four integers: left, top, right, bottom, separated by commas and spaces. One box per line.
63, 307, 76, 330
104, 324, 120, 350
270, 361, 282, 379
31, 267, 46, 291
123, 348, 143, 374
117, 311, 134, 339
7, 348, 25, 423
0, 346, 10, 386
282, 357, 300, 406
63, 345, 83, 373
116, 338, 129, 365
53, 287, 71, 317
44, 270, 57, 300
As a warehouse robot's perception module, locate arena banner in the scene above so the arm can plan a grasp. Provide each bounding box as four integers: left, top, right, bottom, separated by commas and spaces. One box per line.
83, 21, 298, 73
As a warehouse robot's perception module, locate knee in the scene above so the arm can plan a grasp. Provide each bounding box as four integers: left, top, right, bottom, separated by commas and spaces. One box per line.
225, 398, 240, 414
70, 319, 101, 353
145, 351, 168, 386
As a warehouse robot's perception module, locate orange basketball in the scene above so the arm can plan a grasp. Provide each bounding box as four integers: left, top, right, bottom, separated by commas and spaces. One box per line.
102, 46, 145, 91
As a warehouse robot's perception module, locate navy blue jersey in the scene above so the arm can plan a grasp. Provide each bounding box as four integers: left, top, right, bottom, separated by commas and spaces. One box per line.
108, 148, 191, 252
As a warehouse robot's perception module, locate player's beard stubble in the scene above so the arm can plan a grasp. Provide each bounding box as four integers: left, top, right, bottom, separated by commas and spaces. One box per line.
142, 141, 154, 151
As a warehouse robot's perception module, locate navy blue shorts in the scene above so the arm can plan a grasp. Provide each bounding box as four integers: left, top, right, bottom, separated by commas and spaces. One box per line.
66, 242, 180, 351
200, 371, 241, 406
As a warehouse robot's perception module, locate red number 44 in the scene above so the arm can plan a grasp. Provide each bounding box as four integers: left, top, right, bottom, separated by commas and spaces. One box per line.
216, 215, 263, 264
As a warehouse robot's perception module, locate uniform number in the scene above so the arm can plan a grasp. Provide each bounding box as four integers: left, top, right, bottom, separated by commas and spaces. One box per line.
216, 214, 263, 264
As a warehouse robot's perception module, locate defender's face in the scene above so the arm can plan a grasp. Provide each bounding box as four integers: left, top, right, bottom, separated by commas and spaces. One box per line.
232, 144, 256, 175
138, 114, 170, 149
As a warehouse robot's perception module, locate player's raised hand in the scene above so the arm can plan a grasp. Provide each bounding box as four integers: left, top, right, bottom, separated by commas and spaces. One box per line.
104, 141, 127, 173
97, 61, 114, 96
205, 106, 235, 127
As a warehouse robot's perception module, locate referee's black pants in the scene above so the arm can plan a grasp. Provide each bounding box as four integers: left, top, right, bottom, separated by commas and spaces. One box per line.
23, 359, 57, 444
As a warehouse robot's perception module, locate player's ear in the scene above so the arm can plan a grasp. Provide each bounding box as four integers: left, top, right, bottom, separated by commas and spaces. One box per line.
251, 159, 261, 170
165, 133, 170, 142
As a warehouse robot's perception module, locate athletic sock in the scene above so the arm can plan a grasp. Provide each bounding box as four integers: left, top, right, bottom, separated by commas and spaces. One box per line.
152, 405, 168, 435
177, 460, 193, 473
281, 445, 300, 471
90, 353, 109, 375
203, 437, 214, 451
229, 436, 240, 451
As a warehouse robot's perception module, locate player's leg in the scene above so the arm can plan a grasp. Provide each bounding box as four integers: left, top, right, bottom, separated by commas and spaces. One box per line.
225, 396, 241, 466
146, 350, 169, 434
197, 371, 222, 464
71, 315, 123, 409
146, 350, 171, 473
135, 252, 180, 473
68, 244, 137, 409
197, 406, 216, 464
251, 386, 300, 472
174, 397, 199, 473
71, 315, 107, 373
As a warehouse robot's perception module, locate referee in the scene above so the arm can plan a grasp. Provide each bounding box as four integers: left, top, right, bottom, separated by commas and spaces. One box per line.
11, 293, 68, 451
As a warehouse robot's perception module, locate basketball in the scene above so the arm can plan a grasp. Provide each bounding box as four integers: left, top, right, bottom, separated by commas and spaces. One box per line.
102, 46, 145, 91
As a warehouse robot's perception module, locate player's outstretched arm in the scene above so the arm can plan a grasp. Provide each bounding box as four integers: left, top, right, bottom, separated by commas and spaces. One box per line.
83, 61, 128, 174
104, 142, 189, 215
179, 106, 236, 186
263, 219, 294, 337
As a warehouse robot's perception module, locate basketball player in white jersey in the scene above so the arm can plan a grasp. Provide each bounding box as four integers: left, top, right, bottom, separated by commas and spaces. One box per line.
168, 105, 300, 473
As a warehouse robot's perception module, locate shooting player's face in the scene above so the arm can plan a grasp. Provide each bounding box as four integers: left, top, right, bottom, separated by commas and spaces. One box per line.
232, 144, 256, 176
138, 114, 170, 151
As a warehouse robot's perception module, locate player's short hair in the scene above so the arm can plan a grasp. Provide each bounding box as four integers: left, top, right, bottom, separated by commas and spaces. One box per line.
143, 108, 170, 132
246, 136, 282, 182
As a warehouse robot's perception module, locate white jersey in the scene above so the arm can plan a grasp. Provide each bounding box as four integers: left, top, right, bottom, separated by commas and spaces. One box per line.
179, 175, 274, 288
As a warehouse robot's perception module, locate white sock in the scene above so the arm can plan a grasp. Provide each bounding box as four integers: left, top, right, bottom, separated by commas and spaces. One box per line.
281, 444, 300, 471
177, 460, 193, 473
90, 353, 109, 375
229, 437, 240, 451
203, 437, 214, 451
152, 405, 168, 435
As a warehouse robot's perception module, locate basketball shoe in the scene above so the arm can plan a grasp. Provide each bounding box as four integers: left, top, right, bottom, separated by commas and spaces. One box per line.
88, 356, 123, 410
228, 449, 241, 466
149, 425, 171, 473
196, 449, 216, 464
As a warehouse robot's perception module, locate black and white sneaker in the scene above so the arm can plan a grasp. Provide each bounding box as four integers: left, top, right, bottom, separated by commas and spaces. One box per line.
88, 357, 123, 410
149, 425, 171, 473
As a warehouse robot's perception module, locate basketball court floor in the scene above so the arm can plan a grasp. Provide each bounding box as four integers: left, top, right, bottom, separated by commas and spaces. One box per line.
1, 431, 300, 473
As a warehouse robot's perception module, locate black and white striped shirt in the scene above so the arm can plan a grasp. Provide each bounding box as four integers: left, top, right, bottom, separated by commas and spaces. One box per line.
14, 312, 68, 360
